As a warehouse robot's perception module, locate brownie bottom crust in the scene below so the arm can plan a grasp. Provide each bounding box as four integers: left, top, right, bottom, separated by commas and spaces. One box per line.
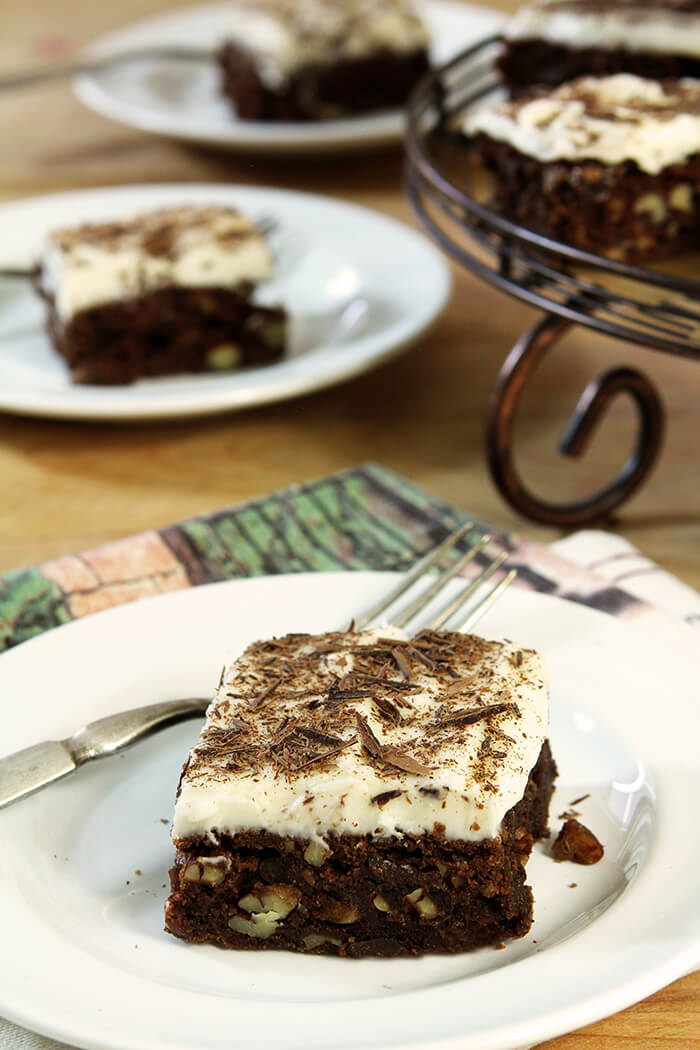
219, 45, 430, 122
498, 41, 700, 94
473, 135, 700, 263
165, 741, 556, 958
42, 284, 286, 385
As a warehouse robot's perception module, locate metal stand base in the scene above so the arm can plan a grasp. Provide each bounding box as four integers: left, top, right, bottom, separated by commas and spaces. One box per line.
485, 314, 665, 526
404, 35, 697, 527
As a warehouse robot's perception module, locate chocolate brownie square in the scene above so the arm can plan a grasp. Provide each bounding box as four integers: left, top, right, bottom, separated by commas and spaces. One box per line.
217, 0, 430, 121
165, 627, 556, 957
38, 205, 286, 385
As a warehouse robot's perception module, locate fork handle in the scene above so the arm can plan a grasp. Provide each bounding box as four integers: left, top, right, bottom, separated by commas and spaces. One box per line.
0, 741, 77, 811
68, 697, 209, 762
0, 697, 208, 810
0, 266, 37, 280
0, 46, 212, 91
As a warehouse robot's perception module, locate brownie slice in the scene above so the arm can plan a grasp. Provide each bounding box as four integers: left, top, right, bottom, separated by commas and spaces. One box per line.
165, 627, 557, 957
38, 205, 286, 385
498, 0, 700, 93
216, 0, 430, 122
464, 75, 700, 262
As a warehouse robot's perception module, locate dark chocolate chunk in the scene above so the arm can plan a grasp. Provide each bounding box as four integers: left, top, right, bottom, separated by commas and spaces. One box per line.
356, 714, 432, 776
435, 703, 514, 728
371, 789, 403, 808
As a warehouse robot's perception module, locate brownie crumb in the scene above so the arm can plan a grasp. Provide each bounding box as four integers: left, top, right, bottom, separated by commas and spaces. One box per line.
552, 819, 604, 865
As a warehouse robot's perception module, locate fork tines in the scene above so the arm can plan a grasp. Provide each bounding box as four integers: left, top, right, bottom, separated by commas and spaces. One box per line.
355, 523, 516, 636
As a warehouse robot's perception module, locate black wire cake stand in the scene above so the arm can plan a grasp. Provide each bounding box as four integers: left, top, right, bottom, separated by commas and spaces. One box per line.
404, 36, 700, 527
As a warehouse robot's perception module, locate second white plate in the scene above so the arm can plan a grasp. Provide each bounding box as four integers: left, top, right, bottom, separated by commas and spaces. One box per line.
0, 183, 450, 421
72, 1, 504, 152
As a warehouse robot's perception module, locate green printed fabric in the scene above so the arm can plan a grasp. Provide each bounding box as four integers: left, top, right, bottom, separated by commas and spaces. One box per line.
0, 461, 657, 656
0, 465, 490, 653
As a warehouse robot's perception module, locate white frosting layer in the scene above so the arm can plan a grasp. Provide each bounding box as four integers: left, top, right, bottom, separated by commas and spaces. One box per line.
172, 628, 548, 845
465, 74, 700, 174
504, 1, 700, 59
225, 0, 428, 87
41, 206, 273, 322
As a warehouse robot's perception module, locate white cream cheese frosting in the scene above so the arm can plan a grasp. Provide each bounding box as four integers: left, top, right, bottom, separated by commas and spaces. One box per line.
223, 0, 429, 88
464, 74, 700, 174
41, 205, 274, 322
504, 0, 700, 60
172, 627, 549, 845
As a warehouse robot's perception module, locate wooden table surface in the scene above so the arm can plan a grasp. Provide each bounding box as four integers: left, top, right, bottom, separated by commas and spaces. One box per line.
1, 1, 699, 1046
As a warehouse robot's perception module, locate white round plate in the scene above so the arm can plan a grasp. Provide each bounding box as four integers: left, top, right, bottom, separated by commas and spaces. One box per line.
1, 573, 698, 1050
73, 1, 503, 152
0, 183, 449, 421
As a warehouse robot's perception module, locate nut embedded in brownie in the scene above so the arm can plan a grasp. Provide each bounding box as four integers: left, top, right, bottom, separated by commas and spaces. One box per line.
498, 0, 700, 93
464, 74, 700, 262
165, 627, 557, 957
217, 0, 430, 122
38, 205, 287, 385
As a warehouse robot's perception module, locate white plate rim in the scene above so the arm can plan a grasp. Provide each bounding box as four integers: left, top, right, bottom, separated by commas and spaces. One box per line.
0, 572, 699, 1050
71, 1, 503, 153
0, 183, 451, 421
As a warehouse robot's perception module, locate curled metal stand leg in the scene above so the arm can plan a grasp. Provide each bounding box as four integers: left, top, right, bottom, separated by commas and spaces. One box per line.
486, 313, 666, 527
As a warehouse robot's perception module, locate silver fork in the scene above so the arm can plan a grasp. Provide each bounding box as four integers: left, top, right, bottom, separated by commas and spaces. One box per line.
0, 524, 515, 810
0, 46, 213, 93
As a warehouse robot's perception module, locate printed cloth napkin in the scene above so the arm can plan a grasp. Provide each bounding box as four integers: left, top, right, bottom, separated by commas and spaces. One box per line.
1, 463, 697, 1050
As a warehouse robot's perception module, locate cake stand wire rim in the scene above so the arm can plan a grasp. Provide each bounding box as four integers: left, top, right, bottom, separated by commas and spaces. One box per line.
404, 37, 700, 357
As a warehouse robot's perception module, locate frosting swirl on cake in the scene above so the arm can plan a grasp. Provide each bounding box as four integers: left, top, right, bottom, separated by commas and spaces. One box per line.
464, 74, 700, 174
222, 0, 429, 87
504, 0, 700, 59
41, 206, 274, 321
172, 628, 548, 845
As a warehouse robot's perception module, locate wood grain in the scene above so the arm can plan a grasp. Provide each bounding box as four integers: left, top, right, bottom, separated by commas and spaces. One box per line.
0, 1, 698, 1045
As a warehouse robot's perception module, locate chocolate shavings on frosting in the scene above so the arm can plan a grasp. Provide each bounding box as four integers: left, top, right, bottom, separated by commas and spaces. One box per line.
356, 714, 432, 776
392, 647, 414, 681
293, 735, 358, 772
355, 675, 421, 692
371, 695, 402, 726
371, 789, 403, 808
328, 686, 375, 702
434, 702, 516, 727
248, 676, 282, 710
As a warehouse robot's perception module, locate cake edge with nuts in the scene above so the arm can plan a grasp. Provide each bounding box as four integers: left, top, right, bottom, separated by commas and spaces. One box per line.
463, 74, 700, 262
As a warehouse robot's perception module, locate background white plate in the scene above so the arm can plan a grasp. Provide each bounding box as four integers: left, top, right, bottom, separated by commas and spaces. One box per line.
73, 1, 503, 152
1, 573, 699, 1050
0, 184, 450, 421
